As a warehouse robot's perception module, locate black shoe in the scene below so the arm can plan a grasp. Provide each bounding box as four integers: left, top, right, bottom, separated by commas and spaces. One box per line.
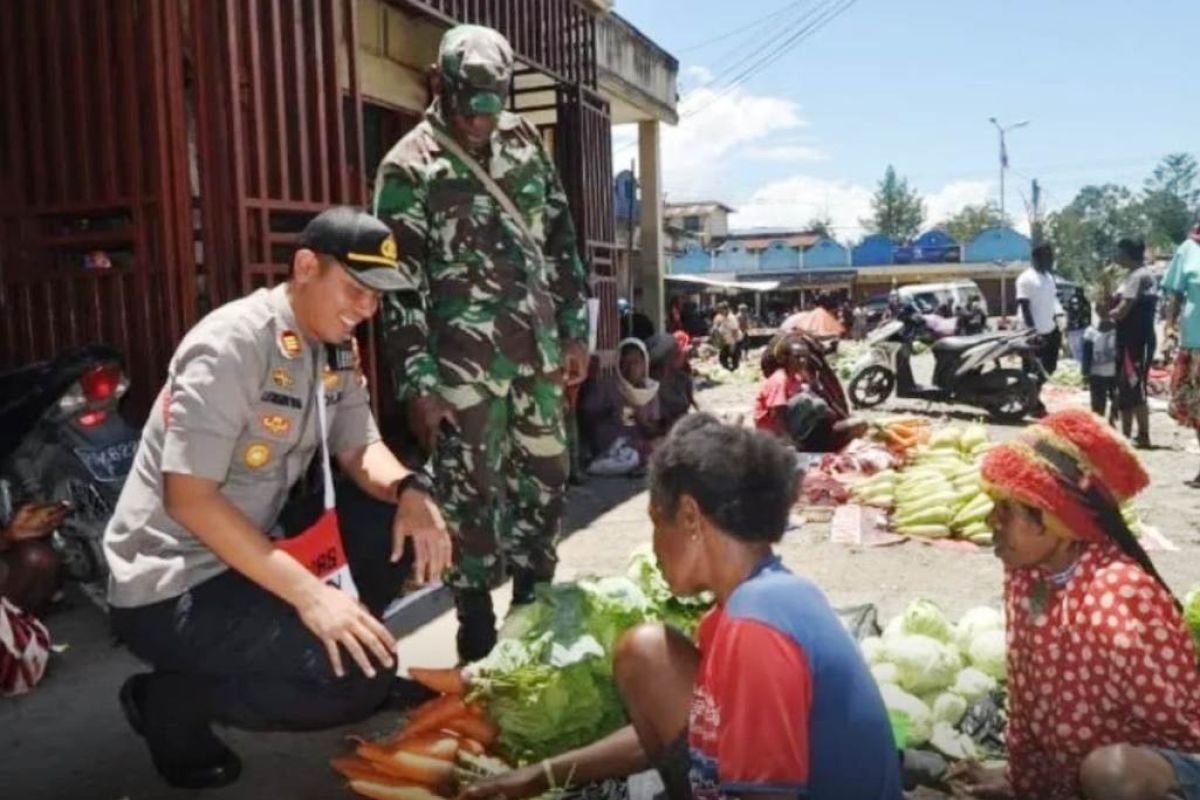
120, 674, 242, 790
455, 591, 497, 664
381, 676, 438, 711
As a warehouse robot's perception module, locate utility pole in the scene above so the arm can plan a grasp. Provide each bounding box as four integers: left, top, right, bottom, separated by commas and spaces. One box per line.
989, 117, 1029, 220
627, 159, 637, 309
1030, 178, 1042, 242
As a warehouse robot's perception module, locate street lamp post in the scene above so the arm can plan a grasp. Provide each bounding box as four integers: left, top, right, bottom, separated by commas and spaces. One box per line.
988, 117, 1029, 221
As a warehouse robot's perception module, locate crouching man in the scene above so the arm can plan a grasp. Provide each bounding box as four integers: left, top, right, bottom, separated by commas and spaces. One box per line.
103, 207, 451, 789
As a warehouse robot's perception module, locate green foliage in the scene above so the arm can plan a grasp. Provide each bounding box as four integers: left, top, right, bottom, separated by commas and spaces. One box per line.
863, 165, 926, 241
1045, 184, 1146, 282
1143, 153, 1200, 250
939, 203, 1010, 244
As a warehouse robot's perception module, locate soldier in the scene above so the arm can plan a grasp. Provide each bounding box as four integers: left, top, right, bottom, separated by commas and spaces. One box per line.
374, 25, 590, 662
104, 207, 451, 789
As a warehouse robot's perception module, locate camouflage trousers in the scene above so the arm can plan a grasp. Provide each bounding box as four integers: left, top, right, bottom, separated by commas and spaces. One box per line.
434, 367, 568, 592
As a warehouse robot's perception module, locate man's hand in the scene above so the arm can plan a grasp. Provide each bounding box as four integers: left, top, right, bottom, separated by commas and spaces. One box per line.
6, 502, 70, 542
294, 582, 397, 679
563, 340, 589, 387
393, 487, 452, 586
408, 394, 457, 452
947, 762, 1013, 800
457, 763, 546, 800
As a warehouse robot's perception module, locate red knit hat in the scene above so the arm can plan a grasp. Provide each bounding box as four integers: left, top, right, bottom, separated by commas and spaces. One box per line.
980, 408, 1148, 543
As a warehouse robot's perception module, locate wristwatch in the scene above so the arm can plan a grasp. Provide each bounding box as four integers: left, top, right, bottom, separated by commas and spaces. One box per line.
392, 472, 433, 503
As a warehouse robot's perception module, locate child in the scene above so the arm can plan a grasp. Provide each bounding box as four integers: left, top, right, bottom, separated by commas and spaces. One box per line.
1081, 302, 1117, 422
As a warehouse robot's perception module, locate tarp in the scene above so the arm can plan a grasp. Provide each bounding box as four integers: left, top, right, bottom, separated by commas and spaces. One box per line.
664, 274, 780, 293
781, 307, 845, 337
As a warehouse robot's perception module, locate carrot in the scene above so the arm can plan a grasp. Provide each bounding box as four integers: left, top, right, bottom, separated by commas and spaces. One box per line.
408, 667, 466, 696
386, 734, 459, 762
331, 756, 392, 783
348, 779, 449, 800
356, 742, 456, 789
442, 713, 499, 747
396, 696, 468, 741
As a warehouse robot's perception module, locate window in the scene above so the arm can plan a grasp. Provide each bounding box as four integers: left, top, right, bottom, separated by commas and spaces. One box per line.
683, 215, 702, 232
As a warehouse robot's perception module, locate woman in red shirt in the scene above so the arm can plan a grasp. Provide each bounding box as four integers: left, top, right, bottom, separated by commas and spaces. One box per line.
754, 334, 866, 452
956, 409, 1200, 800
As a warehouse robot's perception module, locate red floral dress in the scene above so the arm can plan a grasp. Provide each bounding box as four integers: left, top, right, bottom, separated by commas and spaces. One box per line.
1005, 543, 1200, 799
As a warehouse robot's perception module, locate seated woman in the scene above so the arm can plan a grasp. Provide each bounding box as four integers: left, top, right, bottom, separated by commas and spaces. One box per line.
956, 409, 1200, 800
461, 415, 902, 800
755, 333, 867, 452
0, 501, 66, 615
580, 339, 662, 475
647, 333, 697, 434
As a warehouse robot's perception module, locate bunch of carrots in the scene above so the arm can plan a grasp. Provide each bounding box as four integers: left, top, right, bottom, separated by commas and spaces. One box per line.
872, 417, 931, 457
331, 667, 501, 800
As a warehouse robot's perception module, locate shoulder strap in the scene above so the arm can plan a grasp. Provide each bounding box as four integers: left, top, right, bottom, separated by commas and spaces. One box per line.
430, 125, 543, 260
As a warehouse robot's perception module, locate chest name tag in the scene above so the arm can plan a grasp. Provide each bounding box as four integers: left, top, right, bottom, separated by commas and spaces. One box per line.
261, 391, 303, 409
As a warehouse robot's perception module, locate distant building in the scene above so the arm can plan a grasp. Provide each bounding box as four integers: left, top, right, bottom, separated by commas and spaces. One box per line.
664, 202, 734, 243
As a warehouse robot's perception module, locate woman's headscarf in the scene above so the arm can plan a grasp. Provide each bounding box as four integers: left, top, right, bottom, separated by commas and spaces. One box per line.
617, 338, 659, 408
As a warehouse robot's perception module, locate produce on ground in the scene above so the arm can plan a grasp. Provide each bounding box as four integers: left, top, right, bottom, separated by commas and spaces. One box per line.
1186, 587, 1200, 652
867, 600, 1007, 761
1048, 359, 1085, 389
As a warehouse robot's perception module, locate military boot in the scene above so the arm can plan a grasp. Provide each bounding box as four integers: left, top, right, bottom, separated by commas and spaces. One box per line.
455, 590, 497, 665
510, 568, 542, 607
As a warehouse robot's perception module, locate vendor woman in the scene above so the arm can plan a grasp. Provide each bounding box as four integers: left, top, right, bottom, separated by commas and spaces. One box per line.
955, 409, 1200, 800
460, 414, 902, 800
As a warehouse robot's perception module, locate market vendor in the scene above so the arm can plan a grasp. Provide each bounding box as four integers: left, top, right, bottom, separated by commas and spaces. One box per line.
459, 414, 902, 800
103, 207, 451, 790
953, 409, 1200, 800
755, 333, 868, 452
579, 338, 662, 475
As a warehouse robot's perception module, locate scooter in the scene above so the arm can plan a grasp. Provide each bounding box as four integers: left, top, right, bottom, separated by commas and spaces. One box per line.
0, 345, 141, 604
847, 306, 1046, 422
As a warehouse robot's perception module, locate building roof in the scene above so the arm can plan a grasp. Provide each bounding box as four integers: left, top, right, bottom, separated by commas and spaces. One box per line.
664, 202, 735, 217
719, 231, 821, 251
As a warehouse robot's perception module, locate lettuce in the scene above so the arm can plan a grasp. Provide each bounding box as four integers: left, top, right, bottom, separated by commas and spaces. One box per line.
883, 634, 962, 695
931, 692, 968, 726
951, 667, 998, 702
967, 629, 1007, 681
900, 599, 953, 643
878, 684, 933, 746
1185, 587, 1200, 652
953, 606, 1004, 654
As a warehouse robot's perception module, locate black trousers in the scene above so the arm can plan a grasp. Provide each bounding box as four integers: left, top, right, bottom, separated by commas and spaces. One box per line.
110, 481, 412, 736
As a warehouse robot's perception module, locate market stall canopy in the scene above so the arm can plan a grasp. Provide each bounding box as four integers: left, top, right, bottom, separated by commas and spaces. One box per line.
664, 274, 781, 293
781, 307, 846, 337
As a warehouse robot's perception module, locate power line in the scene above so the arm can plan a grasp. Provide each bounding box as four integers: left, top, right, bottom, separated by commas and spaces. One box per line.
673, 0, 809, 54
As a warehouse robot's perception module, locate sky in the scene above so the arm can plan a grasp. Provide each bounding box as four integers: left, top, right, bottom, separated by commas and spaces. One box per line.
611, 0, 1199, 241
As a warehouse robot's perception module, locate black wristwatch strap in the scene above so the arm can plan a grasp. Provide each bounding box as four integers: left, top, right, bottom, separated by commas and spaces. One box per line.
392, 472, 432, 502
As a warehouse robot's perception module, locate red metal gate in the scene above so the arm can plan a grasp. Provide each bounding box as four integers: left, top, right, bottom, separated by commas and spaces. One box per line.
0, 0, 194, 417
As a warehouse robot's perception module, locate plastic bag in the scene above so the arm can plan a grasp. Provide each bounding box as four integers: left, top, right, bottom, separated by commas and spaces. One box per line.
0, 597, 51, 696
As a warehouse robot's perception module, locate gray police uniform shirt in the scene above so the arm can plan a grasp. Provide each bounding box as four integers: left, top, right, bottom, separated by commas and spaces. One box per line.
103, 283, 381, 608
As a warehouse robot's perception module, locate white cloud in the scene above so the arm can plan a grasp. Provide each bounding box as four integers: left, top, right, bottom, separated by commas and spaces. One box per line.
744, 144, 830, 163
614, 81, 809, 200
731, 175, 874, 239
923, 181, 994, 227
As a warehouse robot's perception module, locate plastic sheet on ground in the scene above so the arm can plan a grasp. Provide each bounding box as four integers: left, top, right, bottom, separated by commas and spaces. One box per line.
830, 504, 907, 547
1139, 524, 1177, 552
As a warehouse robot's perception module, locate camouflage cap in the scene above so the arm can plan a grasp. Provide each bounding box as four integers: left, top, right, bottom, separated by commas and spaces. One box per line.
439, 25, 513, 116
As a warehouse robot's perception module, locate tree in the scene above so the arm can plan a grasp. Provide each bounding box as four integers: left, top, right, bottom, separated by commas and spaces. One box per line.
862, 165, 925, 240
806, 214, 835, 239
1142, 152, 1199, 250
938, 203, 1011, 244
1046, 184, 1146, 282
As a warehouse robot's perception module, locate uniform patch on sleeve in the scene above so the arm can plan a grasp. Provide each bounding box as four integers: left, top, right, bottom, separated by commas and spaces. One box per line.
243, 442, 272, 469
260, 414, 292, 437
271, 367, 294, 389
278, 330, 303, 359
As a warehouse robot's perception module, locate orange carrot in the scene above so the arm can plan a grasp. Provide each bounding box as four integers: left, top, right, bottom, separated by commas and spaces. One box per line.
356, 742, 456, 789
348, 779, 449, 800
408, 667, 466, 696
387, 734, 459, 762
331, 756, 392, 783
442, 713, 499, 747
396, 696, 467, 741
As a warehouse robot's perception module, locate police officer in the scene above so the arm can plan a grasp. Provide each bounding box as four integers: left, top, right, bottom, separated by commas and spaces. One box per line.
103, 207, 451, 789
374, 26, 589, 662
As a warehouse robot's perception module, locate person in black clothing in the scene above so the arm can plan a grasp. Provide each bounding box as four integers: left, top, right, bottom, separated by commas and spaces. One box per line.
1110, 238, 1158, 448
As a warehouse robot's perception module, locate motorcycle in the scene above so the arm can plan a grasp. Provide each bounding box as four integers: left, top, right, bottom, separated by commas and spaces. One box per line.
0, 345, 141, 605
847, 307, 1046, 422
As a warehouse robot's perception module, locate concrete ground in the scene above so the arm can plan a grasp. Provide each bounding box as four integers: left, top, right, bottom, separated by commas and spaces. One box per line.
4, 353, 1199, 799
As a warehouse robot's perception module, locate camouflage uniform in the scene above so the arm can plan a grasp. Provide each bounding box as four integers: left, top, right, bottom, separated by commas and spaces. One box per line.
373, 26, 588, 597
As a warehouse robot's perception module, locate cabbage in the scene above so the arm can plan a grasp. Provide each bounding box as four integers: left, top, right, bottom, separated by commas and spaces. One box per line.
860, 636, 885, 665
900, 599, 953, 643
871, 663, 899, 685
931, 692, 968, 726
627, 546, 712, 637
968, 629, 1007, 681
952, 667, 998, 701
883, 634, 963, 694
882, 615, 905, 642
1185, 587, 1200, 651
878, 684, 932, 746
930, 721, 980, 761
953, 606, 1004, 654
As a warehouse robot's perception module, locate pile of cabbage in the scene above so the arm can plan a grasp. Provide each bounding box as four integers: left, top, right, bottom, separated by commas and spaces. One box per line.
860, 599, 1006, 761
1186, 587, 1200, 653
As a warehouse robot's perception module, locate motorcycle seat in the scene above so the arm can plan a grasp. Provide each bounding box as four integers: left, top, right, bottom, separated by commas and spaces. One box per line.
932, 332, 1010, 354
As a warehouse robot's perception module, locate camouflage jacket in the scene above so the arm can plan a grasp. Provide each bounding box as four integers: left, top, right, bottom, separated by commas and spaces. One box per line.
373, 104, 588, 399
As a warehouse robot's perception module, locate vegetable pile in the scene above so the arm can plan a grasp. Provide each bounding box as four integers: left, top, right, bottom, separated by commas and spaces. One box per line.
333, 550, 713, 798
862, 600, 1007, 761
1186, 587, 1200, 653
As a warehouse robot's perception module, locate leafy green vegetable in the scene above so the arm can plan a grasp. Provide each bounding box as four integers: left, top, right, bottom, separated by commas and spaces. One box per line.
1185, 587, 1200, 652
899, 599, 953, 643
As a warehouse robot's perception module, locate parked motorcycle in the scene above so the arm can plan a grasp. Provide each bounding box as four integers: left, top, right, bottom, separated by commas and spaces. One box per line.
0, 345, 141, 605
847, 306, 1046, 422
